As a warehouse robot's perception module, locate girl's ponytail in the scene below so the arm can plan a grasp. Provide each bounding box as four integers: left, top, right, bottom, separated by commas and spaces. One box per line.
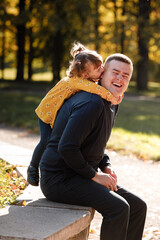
70, 42, 88, 58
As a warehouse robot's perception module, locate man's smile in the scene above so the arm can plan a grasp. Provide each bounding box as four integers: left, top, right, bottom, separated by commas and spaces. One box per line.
112, 82, 122, 88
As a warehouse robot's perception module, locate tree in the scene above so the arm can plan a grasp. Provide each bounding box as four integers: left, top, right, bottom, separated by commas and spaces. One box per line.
94, 0, 101, 51
27, 0, 34, 81
1, 0, 159, 86
16, 0, 26, 82
137, 0, 151, 90
0, 14, 6, 80
120, 0, 127, 53
34, 0, 93, 82
112, 0, 119, 52
0, 1, 7, 80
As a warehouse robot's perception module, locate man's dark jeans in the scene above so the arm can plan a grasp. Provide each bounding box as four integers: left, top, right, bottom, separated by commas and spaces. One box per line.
40, 173, 147, 240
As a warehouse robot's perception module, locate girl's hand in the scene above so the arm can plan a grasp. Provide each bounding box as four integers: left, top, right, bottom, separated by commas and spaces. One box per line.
110, 94, 124, 105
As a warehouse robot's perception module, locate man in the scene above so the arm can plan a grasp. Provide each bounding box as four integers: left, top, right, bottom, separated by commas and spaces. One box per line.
40, 53, 147, 240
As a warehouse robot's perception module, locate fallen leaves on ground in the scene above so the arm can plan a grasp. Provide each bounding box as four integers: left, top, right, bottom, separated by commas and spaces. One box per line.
88, 225, 160, 240
143, 227, 160, 240
0, 158, 28, 208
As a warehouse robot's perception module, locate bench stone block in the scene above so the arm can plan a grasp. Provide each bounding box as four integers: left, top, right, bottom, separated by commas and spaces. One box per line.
0, 205, 93, 240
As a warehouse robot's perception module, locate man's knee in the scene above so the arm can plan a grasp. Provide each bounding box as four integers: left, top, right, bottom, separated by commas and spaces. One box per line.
119, 199, 130, 218
138, 198, 147, 216
102, 196, 130, 220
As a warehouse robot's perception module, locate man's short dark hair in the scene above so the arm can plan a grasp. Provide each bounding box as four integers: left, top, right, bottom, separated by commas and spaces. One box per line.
105, 53, 133, 70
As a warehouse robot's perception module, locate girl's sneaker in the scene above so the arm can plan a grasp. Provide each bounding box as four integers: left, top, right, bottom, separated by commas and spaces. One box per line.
27, 165, 39, 186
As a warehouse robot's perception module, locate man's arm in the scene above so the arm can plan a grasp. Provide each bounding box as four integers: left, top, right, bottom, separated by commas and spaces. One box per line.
99, 154, 111, 171
58, 97, 103, 179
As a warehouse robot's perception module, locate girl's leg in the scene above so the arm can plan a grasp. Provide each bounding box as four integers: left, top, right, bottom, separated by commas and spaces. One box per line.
30, 119, 51, 168
27, 119, 51, 186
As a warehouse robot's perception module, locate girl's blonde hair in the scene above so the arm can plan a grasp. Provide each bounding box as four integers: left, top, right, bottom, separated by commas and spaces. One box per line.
67, 42, 103, 78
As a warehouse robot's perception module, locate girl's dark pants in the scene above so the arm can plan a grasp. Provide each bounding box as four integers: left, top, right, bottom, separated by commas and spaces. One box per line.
30, 119, 51, 168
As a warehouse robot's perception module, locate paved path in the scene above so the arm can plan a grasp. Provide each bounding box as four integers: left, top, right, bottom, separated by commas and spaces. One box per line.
0, 124, 160, 240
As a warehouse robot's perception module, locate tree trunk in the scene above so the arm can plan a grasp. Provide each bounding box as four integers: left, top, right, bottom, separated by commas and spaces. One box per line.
120, 0, 127, 53
136, 0, 151, 90
1, 17, 5, 80
28, 28, 33, 81
113, 0, 119, 52
27, 0, 34, 81
52, 31, 63, 83
95, 0, 100, 51
51, 0, 65, 83
16, 0, 26, 82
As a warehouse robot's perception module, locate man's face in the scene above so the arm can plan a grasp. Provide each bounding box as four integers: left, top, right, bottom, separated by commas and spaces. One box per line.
100, 60, 132, 97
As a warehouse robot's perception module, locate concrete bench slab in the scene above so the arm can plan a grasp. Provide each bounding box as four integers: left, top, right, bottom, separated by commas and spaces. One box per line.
0, 205, 92, 240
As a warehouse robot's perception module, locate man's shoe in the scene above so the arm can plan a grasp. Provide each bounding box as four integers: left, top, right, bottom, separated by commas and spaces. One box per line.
27, 165, 39, 186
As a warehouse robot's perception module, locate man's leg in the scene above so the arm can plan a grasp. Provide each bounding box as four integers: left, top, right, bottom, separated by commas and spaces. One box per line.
117, 186, 147, 240
41, 175, 130, 240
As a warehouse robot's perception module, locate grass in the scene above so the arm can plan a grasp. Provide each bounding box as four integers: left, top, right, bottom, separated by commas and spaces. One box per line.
127, 81, 160, 97
0, 68, 53, 82
0, 80, 160, 161
107, 96, 160, 161
0, 92, 42, 131
108, 129, 160, 161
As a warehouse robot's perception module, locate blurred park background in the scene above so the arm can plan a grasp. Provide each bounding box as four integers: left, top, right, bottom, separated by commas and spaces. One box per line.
0, 0, 160, 162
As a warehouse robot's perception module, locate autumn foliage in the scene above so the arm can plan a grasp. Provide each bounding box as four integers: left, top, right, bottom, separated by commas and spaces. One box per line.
0, 158, 27, 208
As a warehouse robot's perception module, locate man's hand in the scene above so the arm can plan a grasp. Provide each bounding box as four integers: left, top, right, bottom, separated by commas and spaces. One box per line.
92, 172, 117, 191
103, 166, 117, 184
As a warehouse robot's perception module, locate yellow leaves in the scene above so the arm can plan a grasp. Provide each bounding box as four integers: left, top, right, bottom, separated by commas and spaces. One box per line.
15, 200, 27, 206
0, 159, 27, 208
89, 228, 97, 234
89, 228, 98, 239
143, 227, 160, 239
11, 170, 18, 178
21, 200, 27, 206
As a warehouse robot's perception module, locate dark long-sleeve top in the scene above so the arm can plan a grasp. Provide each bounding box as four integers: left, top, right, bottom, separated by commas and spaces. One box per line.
40, 91, 118, 183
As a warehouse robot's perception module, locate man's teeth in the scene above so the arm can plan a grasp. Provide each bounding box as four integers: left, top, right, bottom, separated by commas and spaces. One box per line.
113, 83, 121, 87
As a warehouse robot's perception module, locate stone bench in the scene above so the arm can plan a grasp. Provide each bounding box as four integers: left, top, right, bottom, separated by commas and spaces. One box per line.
0, 141, 95, 240
0, 185, 95, 240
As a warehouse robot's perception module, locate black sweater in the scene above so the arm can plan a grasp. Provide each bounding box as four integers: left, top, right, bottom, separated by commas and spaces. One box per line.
40, 91, 118, 183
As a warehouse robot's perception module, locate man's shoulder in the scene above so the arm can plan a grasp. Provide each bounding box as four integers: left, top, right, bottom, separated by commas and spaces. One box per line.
68, 91, 105, 118
71, 91, 104, 106
62, 91, 104, 115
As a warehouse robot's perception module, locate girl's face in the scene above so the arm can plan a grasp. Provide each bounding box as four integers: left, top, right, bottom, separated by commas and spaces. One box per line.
82, 62, 104, 81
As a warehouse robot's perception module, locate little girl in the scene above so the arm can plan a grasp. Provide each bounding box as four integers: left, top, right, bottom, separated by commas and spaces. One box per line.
27, 42, 122, 186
